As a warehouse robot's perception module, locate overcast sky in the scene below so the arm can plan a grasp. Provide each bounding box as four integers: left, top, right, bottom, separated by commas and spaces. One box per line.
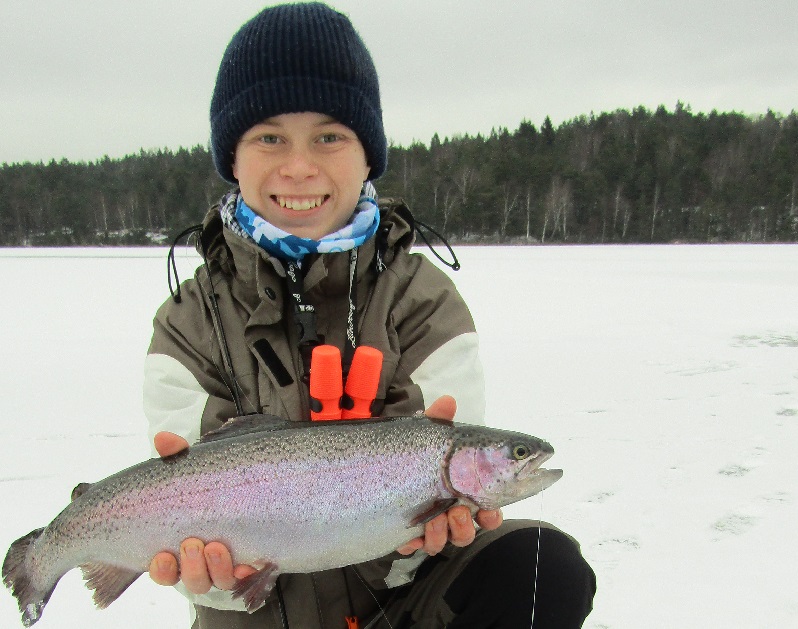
2, 0, 797, 165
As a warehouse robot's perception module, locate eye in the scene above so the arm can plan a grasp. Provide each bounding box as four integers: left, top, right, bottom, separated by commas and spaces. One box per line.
258, 134, 281, 145
318, 132, 341, 144
512, 444, 531, 460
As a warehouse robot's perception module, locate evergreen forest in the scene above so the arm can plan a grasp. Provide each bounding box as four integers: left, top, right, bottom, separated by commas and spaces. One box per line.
1, 104, 796, 246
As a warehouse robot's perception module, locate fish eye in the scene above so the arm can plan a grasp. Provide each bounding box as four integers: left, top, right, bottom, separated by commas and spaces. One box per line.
512, 444, 531, 460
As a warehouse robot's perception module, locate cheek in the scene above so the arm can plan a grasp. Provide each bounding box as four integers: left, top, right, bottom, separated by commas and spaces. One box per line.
447, 448, 481, 497
475, 450, 514, 492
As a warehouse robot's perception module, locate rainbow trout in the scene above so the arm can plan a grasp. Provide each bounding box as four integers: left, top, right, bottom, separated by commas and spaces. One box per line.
3, 414, 562, 626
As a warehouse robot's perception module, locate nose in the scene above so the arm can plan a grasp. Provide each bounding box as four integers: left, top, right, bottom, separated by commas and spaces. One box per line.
278, 147, 319, 180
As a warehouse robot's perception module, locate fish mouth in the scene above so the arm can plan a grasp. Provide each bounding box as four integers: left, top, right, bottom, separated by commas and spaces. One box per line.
516, 449, 560, 481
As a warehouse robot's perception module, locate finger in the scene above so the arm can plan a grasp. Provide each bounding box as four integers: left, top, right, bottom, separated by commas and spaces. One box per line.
396, 537, 424, 556
233, 564, 259, 580
475, 509, 503, 530
424, 395, 457, 421
149, 551, 179, 586
180, 538, 213, 594
447, 506, 476, 547
204, 542, 237, 591
154, 432, 190, 458
422, 513, 449, 556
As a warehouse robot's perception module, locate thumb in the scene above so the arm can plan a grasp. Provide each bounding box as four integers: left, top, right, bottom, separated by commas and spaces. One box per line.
154, 431, 190, 457
424, 395, 457, 421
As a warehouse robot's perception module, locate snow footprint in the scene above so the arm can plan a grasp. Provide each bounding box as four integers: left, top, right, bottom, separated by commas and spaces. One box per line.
712, 513, 759, 538
711, 492, 791, 540
588, 536, 641, 571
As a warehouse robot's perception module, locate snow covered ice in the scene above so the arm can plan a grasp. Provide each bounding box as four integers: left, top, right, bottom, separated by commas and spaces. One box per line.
1, 244, 797, 628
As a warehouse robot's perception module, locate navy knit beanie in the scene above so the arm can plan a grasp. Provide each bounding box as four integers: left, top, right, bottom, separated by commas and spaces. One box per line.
210, 2, 387, 183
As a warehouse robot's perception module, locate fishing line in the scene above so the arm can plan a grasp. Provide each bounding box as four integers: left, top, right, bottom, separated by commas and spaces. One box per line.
530, 492, 544, 628
352, 568, 395, 629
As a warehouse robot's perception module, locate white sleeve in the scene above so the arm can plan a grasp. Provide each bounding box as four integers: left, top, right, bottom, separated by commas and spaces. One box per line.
142, 353, 207, 454
176, 583, 252, 613
410, 332, 485, 425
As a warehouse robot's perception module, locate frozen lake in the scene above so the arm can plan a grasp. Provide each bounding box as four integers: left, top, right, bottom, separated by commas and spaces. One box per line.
1, 244, 797, 628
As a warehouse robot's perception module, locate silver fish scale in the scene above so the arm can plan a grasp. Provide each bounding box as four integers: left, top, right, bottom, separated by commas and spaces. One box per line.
7, 414, 561, 627
27, 416, 458, 588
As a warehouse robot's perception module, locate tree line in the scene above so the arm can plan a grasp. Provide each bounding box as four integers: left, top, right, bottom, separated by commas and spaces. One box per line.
1, 104, 796, 246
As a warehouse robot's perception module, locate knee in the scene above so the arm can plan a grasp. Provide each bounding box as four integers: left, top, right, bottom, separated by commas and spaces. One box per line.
482, 525, 595, 594
533, 527, 597, 624
446, 524, 596, 626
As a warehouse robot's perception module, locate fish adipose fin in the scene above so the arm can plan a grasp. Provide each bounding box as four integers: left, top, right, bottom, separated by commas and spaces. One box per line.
2, 527, 55, 627
71, 482, 93, 501
409, 498, 459, 527
80, 563, 143, 609
200, 414, 302, 445
231, 561, 280, 612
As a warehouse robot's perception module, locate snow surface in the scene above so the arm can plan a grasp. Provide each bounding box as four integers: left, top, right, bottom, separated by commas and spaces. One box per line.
1, 244, 796, 628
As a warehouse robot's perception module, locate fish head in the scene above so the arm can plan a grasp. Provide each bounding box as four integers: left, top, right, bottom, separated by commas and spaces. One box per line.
444, 428, 563, 510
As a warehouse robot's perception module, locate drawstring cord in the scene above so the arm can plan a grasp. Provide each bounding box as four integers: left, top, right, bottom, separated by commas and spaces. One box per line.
167, 223, 245, 416
167, 224, 203, 303
414, 219, 461, 271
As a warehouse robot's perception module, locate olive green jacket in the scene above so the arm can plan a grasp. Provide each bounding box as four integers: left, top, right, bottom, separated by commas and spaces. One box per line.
143, 200, 485, 627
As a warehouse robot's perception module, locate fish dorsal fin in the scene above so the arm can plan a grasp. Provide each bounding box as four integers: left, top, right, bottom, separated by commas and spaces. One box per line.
199, 414, 302, 444
425, 415, 454, 427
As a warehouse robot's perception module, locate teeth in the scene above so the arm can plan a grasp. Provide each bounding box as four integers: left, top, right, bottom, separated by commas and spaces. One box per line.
276, 196, 326, 211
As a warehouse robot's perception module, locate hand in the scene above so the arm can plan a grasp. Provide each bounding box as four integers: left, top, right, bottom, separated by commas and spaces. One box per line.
148, 432, 258, 593
396, 396, 503, 556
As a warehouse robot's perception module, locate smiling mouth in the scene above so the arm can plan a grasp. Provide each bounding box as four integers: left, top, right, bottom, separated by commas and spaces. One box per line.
272, 195, 330, 211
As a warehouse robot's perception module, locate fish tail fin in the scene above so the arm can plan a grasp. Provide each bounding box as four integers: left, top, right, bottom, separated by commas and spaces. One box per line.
2, 527, 55, 627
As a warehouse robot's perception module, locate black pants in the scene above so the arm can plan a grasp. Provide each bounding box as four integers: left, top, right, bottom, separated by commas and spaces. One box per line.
444, 527, 595, 628
385, 525, 596, 629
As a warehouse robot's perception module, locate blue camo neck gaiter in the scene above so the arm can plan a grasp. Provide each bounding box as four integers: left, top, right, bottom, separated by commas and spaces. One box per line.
220, 183, 379, 262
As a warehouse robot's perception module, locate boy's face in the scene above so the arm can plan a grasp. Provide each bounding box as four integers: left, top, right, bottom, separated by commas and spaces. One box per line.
233, 112, 371, 240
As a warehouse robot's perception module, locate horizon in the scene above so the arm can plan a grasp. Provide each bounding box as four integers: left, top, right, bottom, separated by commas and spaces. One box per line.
3, 0, 797, 166
2, 102, 795, 169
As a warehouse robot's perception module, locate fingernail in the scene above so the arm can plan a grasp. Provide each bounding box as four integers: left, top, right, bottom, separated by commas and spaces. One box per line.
454, 512, 468, 524
206, 551, 221, 565
157, 558, 172, 573
184, 544, 201, 559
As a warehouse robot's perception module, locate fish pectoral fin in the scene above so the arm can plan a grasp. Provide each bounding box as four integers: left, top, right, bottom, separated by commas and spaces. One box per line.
231, 561, 280, 613
80, 563, 143, 609
409, 498, 459, 527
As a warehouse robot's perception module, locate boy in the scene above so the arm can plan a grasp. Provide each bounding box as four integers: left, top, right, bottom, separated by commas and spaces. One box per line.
144, 3, 595, 627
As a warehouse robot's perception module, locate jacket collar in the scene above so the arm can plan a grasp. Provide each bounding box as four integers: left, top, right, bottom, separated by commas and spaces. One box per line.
195, 198, 416, 316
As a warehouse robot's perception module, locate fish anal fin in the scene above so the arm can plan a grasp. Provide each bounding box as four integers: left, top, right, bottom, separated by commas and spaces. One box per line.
199, 414, 302, 444
409, 498, 459, 527
231, 562, 280, 612
80, 563, 142, 609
